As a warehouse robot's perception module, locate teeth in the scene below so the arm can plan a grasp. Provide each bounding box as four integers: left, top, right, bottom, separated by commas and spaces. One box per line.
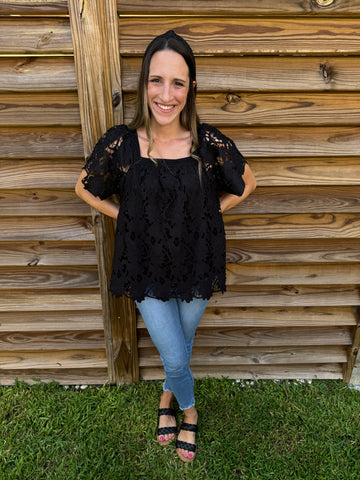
157, 104, 174, 110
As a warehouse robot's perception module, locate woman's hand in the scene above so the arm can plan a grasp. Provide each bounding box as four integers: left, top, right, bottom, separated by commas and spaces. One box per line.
219, 164, 257, 213
75, 170, 120, 219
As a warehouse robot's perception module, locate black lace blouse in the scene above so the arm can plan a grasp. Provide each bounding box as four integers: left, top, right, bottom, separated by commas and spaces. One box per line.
82, 123, 247, 302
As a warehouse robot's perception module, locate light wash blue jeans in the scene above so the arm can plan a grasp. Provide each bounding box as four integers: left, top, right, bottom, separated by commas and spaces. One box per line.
135, 296, 209, 410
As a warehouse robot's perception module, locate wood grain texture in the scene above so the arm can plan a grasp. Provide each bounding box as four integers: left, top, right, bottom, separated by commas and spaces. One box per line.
0, 331, 105, 352
0, 266, 99, 290
0, 368, 108, 386
229, 186, 360, 214
0, 189, 90, 216
0, 127, 83, 158
221, 127, 360, 158
0, 289, 102, 312
0, 18, 72, 54
225, 263, 360, 286
139, 345, 348, 366
0, 311, 103, 332
0, 1, 69, 15
0, 159, 84, 188
0, 217, 94, 241
209, 285, 360, 307
249, 159, 360, 186
138, 326, 353, 348
117, 0, 360, 16
0, 93, 80, 127
140, 364, 343, 380
3, 0, 360, 16
137, 306, 358, 329
124, 92, 360, 126
0, 57, 76, 93
122, 56, 360, 93
226, 239, 360, 264
119, 18, 360, 55
0, 241, 97, 267
0, 350, 107, 370
224, 213, 360, 240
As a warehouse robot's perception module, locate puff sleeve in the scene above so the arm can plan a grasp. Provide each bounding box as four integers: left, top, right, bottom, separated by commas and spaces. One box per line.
82, 125, 129, 200
200, 124, 247, 196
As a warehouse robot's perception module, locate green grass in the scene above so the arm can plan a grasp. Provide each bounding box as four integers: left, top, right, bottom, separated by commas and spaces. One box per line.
0, 378, 359, 480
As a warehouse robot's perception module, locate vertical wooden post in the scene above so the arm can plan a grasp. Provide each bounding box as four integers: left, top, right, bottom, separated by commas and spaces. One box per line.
346, 309, 360, 384
68, 0, 138, 383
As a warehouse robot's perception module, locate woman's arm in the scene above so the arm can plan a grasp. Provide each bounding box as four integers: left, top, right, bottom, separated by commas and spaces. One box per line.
219, 163, 256, 213
75, 169, 120, 220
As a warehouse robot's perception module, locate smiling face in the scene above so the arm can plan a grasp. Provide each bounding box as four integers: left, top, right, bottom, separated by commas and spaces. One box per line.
147, 49, 190, 130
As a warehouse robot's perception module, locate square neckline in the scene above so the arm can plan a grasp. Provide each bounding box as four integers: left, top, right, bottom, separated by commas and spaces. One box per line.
134, 128, 193, 162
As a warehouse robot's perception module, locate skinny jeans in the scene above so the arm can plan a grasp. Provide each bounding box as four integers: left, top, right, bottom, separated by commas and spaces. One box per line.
135, 296, 209, 410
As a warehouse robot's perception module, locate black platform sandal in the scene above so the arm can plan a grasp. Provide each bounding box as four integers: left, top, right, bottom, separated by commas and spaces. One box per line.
157, 408, 177, 446
176, 422, 198, 463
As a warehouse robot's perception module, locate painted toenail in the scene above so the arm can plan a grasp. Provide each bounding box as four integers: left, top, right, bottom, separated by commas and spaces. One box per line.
188, 453, 193, 458
159, 436, 164, 441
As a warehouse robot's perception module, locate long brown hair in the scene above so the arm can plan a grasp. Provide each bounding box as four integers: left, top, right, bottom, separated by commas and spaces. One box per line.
128, 30, 200, 166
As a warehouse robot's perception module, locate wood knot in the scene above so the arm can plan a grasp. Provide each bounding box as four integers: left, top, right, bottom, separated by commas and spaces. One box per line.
226, 93, 241, 105
319, 63, 334, 84
112, 92, 121, 108
28, 258, 40, 267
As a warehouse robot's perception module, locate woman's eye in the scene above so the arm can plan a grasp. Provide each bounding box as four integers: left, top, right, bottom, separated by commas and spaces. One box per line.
175, 82, 185, 87
149, 78, 160, 83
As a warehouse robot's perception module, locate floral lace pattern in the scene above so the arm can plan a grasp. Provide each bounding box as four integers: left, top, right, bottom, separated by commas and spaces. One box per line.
82, 124, 247, 302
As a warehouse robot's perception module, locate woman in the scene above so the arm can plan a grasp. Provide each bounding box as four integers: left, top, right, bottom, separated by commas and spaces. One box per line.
75, 30, 256, 463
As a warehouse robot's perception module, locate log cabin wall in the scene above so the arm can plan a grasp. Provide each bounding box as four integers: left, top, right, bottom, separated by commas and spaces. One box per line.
0, 0, 359, 385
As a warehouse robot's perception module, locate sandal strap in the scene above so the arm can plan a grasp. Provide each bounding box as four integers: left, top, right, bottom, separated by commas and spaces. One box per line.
158, 426, 177, 435
158, 408, 176, 417
176, 440, 196, 453
179, 422, 198, 433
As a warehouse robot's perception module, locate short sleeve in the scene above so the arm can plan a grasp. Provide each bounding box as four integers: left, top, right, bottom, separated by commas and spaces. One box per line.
82, 125, 128, 200
200, 124, 247, 196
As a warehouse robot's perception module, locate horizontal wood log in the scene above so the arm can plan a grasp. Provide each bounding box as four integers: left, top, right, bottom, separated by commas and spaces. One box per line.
0, 1, 69, 15
210, 285, 360, 307
0, 57, 76, 93
0, 127, 83, 158
0, 18, 72, 54
225, 263, 360, 286
139, 345, 348, 367
0, 311, 103, 332
0, 241, 97, 266
119, 18, 360, 55
226, 239, 360, 264
7, 186, 360, 217
0, 93, 80, 127
122, 56, 360, 93
0, 368, 108, 386
0, 266, 99, 290
0, 350, 107, 370
117, 0, 360, 16
224, 213, 360, 239
140, 364, 343, 380
0, 189, 90, 216
137, 306, 358, 329
0, 289, 102, 311
227, 186, 360, 214
138, 326, 353, 348
0, 217, 94, 241
251, 158, 360, 186
0, 331, 105, 351
3, 0, 360, 16
0, 159, 84, 188
2, 126, 359, 159
223, 127, 360, 158
125, 92, 360, 126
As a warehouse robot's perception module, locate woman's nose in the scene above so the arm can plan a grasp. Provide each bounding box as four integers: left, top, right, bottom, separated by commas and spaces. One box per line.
160, 83, 172, 102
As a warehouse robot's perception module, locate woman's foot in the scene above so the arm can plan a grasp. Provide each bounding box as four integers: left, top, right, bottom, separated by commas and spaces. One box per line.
176, 406, 198, 463
157, 391, 177, 446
